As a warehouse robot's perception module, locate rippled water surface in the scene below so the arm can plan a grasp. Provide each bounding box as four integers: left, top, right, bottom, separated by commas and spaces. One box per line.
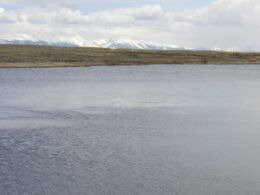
1, 65, 260, 195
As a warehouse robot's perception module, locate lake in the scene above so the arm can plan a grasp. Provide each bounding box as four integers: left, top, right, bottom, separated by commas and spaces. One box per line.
1, 65, 260, 195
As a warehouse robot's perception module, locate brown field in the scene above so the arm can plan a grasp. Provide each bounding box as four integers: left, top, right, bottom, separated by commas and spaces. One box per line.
1, 45, 260, 68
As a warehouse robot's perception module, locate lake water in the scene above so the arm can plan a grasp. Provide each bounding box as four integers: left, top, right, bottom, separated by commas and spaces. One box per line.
0, 65, 260, 195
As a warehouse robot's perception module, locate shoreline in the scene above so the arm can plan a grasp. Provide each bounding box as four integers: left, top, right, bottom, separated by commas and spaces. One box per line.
1, 62, 259, 69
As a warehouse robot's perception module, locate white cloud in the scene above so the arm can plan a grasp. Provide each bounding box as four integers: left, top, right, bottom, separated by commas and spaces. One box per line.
169, 0, 260, 49
0, 0, 260, 50
172, 0, 260, 26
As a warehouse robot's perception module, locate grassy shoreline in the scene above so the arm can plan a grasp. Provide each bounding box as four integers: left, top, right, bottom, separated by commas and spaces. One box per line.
1, 45, 260, 68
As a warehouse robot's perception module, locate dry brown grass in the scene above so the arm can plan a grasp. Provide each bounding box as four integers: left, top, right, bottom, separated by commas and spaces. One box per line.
1, 45, 260, 68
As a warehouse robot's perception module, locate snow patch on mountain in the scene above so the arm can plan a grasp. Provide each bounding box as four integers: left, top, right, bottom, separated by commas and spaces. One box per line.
83, 39, 183, 50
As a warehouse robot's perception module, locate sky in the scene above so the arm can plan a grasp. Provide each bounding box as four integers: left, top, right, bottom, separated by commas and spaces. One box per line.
0, 0, 260, 50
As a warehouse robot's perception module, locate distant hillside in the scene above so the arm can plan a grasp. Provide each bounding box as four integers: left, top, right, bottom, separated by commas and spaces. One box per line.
0, 39, 77, 47
0, 45, 260, 68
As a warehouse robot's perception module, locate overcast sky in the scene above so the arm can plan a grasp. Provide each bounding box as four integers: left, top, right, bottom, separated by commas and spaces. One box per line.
0, 0, 260, 50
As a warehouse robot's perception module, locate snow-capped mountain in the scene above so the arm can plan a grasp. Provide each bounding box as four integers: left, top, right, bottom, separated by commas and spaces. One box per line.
83, 39, 183, 50
0, 38, 184, 50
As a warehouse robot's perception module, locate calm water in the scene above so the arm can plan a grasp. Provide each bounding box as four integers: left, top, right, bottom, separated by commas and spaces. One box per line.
0, 65, 260, 195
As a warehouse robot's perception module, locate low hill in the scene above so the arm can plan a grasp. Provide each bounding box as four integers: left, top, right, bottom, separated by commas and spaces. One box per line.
0, 45, 260, 68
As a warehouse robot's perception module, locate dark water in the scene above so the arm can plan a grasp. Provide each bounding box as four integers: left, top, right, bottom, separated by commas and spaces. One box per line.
0, 65, 260, 195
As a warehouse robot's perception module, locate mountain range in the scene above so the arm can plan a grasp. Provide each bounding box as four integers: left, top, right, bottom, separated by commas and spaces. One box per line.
0, 39, 250, 52
84, 39, 184, 50
0, 39, 185, 50
0, 39, 77, 47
